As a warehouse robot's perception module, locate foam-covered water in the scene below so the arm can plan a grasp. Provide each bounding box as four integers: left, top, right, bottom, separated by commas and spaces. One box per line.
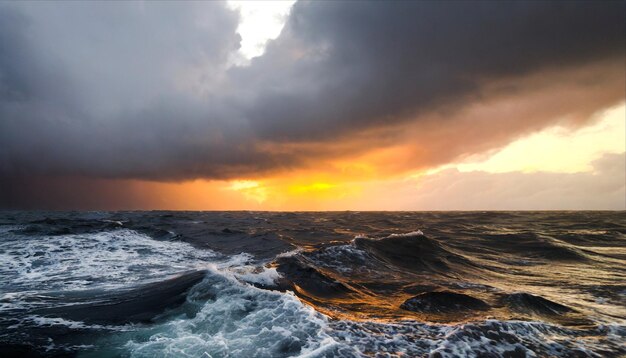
0, 211, 625, 357
104, 271, 341, 358
0, 229, 217, 294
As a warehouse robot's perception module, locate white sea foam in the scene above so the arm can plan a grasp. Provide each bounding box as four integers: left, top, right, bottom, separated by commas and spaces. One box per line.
0, 229, 218, 294
385, 230, 424, 238
275, 248, 304, 259
216, 253, 282, 287
232, 266, 282, 287
351, 230, 424, 242
0, 229, 222, 314
10, 315, 131, 331
328, 319, 625, 357
116, 270, 346, 358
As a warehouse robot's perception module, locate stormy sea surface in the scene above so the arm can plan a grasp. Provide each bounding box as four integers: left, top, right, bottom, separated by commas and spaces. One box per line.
1, 211, 625, 357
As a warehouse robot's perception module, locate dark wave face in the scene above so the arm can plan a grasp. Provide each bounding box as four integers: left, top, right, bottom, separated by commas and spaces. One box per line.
0, 211, 625, 357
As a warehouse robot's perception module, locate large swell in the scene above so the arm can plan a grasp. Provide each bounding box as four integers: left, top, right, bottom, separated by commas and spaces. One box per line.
0, 211, 625, 357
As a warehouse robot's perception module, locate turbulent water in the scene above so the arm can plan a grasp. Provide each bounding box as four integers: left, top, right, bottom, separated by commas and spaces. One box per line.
0, 211, 625, 357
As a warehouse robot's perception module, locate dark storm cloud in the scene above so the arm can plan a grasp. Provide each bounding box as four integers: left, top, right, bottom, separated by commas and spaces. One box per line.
0, 0, 624, 190
0, 1, 293, 180
238, 0, 625, 140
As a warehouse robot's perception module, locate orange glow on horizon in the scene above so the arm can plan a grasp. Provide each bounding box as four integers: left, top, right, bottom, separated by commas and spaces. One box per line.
112, 102, 624, 211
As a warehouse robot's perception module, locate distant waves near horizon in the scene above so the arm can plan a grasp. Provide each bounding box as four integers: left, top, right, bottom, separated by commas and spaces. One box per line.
1, 211, 625, 357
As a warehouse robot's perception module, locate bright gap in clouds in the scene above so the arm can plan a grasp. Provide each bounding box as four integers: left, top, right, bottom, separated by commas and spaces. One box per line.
452, 103, 626, 174
227, 1, 295, 63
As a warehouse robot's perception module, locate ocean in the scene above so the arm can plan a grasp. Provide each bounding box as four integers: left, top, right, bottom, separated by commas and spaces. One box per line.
0, 211, 624, 357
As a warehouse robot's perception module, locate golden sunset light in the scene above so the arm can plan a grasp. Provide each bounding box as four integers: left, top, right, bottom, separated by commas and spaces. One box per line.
86, 102, 623, 211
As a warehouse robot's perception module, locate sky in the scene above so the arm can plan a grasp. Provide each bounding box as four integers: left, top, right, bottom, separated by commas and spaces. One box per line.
0, 0, 624, 211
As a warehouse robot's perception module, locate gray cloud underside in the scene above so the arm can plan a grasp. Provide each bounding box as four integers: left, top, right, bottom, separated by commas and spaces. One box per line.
0, 0, 624, 181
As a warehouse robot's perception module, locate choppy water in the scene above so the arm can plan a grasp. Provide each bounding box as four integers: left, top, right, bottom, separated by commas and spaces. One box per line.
0, 211, 624, 357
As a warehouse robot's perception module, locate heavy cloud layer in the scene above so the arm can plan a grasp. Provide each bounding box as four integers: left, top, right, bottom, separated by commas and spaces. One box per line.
0, 1, 624, 194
